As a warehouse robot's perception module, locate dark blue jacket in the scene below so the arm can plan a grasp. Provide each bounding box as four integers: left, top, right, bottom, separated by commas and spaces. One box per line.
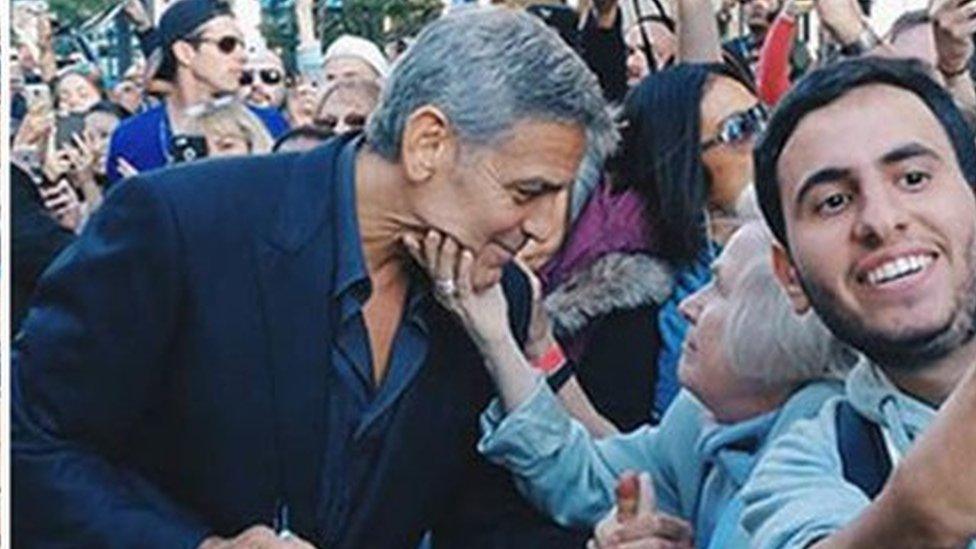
12, 136, 547, 548
105, 103, 289, 185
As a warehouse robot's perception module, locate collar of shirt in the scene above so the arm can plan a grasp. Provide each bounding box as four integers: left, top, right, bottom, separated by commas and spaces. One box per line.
328, 136, 435, 412
332, 135, 371, 310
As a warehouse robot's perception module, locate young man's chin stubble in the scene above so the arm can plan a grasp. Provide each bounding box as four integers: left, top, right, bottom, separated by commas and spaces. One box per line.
799, 237, 976, 372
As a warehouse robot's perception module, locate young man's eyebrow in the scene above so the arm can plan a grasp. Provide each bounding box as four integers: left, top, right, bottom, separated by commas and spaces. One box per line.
794, 167, 852, 206
792, 142, 942, 207
879, 142, 941, 165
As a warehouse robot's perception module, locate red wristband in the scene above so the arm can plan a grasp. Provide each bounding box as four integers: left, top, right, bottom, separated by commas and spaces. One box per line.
531, 342, 566, 374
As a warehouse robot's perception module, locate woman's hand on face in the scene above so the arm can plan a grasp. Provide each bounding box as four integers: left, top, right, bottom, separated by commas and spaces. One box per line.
514, 258, 557, 360
402, 230, 514, 352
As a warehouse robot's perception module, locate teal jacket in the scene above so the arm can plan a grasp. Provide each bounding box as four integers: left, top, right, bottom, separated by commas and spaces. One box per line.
478, 380, 843, 548
740, 359, 976, 548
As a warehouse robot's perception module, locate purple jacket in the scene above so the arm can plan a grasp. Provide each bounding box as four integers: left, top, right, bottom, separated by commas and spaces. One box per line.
541, 179, 657, 292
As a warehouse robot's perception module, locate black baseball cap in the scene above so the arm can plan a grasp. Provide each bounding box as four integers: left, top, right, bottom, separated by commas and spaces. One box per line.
147, 0, 234, 82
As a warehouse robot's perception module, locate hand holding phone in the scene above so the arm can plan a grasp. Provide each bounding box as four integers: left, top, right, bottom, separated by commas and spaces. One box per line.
169, 134, 208, 164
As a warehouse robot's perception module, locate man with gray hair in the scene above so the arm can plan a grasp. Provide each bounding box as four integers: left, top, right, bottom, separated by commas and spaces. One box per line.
12, 7, 614, 549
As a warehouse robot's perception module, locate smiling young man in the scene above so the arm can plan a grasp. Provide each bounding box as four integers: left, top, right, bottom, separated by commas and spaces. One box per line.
12, 7, 615, 548
739, 56, 976, 547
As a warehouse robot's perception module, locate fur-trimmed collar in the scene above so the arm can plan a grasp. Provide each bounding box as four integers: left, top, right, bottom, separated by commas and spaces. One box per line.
545, 252, 673, 338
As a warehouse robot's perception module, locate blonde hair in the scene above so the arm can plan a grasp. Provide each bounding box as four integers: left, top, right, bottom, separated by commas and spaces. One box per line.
187, 101, 273, 154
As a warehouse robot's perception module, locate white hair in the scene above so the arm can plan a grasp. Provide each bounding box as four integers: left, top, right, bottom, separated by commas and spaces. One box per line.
724, 223, 855, 386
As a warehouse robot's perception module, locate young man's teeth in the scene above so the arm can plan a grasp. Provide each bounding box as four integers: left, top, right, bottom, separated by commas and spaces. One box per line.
866, 254, 933, 286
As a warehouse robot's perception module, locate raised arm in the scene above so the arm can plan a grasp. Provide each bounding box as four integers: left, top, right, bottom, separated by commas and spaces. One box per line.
931, 0, 976, 121
756, 0, 814, 105
294, 0, 326, 81
677, 0, 723, 63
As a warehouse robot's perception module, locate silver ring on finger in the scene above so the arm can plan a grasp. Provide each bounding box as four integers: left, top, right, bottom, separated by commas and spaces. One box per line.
434, 278, 457, 297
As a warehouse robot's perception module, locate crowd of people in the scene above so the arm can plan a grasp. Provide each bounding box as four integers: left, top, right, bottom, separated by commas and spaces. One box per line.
11, 0, 976, 547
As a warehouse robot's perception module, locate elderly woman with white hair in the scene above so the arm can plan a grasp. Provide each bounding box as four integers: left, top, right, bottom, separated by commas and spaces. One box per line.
404, 221, 854, 549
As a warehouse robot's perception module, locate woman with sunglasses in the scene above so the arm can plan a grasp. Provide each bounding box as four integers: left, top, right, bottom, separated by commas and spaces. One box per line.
519, 62, 765, 433
612, 62, 766, 419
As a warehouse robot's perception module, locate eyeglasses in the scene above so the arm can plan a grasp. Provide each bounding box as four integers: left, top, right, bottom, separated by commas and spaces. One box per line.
314, 113, 367, 132
240, 68, 283, 87
701, 103, 768, 151
188, 35, 245, 55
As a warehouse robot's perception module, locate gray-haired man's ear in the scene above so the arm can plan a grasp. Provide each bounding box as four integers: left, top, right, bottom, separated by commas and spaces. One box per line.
400, 105, 454, 184
771, 242, 811, 314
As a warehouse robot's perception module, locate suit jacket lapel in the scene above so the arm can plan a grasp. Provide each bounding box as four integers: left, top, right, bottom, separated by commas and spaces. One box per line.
253, 138, 350, 536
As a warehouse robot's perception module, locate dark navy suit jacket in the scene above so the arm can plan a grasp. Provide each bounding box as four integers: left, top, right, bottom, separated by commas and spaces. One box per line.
12, 135, 570, 548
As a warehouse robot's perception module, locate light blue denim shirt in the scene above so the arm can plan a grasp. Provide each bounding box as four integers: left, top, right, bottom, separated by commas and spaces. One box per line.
740, 359, 976, 548
478, 380, 842, 548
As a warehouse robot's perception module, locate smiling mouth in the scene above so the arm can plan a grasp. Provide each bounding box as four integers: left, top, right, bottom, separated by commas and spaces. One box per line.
857, 252, 937, 287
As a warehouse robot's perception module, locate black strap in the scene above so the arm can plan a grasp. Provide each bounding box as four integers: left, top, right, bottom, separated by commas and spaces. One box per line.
835, 400, 892, 499
546, 359, 576, 393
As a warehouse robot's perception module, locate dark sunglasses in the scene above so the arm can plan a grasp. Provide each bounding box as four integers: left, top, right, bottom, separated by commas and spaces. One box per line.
701, 104, 768, 151
188, 35, 245, 55
240, 68, 283, 86
314, 113, 367, 132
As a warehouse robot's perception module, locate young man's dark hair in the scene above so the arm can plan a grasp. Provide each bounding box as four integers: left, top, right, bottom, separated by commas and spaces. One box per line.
754, 56, 976, 247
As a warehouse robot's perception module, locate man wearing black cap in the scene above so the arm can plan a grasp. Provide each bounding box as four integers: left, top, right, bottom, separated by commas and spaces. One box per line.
104, 0, 288, 186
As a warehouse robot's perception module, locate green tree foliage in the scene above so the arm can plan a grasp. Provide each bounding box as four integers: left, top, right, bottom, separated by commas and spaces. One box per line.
48, 0, 116, 26
263, 0, 442, 70
318, 0, 443, 45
